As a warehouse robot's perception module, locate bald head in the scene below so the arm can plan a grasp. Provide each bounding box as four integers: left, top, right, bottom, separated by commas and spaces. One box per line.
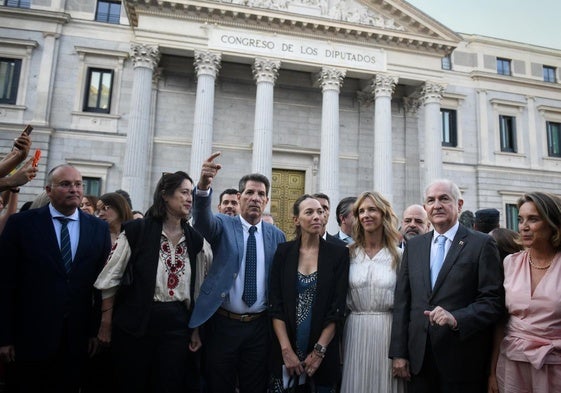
401, 204, 430, 241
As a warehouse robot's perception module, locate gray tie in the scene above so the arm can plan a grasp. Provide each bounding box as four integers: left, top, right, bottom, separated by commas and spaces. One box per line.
431, 235, 446, 288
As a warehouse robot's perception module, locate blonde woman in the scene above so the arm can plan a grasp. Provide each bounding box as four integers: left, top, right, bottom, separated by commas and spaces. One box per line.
341, 191, 404, 393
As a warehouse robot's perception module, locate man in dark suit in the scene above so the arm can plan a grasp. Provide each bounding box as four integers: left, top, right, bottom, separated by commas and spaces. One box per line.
189, 152, 286, 393
313, 193, 346, 246
335, 196, 356, 244
389, 179, 505, 393
0, 164, 111, 392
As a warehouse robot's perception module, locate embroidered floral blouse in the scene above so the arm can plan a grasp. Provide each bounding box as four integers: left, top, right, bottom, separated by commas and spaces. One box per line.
95, 230, 211, 306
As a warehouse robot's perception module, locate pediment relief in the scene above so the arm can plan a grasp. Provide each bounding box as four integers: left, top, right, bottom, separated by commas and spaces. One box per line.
217, 0, 405, 31
125, 0, 460, 54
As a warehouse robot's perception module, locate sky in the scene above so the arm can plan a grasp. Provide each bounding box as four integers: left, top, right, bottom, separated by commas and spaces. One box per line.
405, 0, 561, 50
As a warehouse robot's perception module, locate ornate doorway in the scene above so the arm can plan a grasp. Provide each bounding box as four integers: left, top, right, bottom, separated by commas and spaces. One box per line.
270, 169, 305, 237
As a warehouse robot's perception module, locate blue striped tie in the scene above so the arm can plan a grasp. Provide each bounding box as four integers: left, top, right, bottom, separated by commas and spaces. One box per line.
56, 217, 73, 272
242, 226, 257, 307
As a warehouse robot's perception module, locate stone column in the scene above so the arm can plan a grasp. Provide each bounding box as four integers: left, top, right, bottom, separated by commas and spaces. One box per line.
189, 51, 221, 178
32, 32, 60, 125
477, 89, 490, 165
251, 58, 280, 181
372, 74, 398, 203
317, 67, 345, 234
121, 43, 160, 211
421, 81, 445, 185
527, 96, 539, 168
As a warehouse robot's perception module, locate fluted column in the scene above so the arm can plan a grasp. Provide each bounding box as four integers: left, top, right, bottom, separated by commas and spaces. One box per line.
32, 32, 60, 125
317, 67, 345, 234
421, 82, 445, 184
252, 58, 280, 181
372, 74, 398, 203
122, 43, 160, 211
189, 51, 221, 177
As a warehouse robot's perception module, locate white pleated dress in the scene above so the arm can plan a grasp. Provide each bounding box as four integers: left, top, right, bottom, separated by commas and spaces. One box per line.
340, 247, 405, 393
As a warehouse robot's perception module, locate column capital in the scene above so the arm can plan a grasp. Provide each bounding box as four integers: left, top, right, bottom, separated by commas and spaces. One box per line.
252, 58, 281, 84
316, 67, 346, 92
420, 81, 445, 105
372, 73, 398, 98
194, 50, 221, 77
402, 96, 421, 113
130, 43, 160, 70
42, 32, 61, 39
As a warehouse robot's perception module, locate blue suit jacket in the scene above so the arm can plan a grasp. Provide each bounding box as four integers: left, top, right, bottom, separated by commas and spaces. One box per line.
189, 189, 286, 328
0, 205, 111, 360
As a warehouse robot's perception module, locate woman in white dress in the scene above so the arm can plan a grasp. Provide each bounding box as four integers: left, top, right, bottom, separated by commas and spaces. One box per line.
340, 191, 405, 393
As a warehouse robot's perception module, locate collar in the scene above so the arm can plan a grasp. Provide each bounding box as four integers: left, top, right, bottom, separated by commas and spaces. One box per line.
338, 230, 351, 240
49, 204, 80, 221
433, 221, 459, 243
239, 215, 263, 233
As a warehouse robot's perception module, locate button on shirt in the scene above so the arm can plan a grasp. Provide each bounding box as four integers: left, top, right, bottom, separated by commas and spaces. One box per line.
224, 218, 266, 314
50, 204, 80, 262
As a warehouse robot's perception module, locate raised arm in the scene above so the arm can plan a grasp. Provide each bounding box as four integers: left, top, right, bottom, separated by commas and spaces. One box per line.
192, 152, 224, 240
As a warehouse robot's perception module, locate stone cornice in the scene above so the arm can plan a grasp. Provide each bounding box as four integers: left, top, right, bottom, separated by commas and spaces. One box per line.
470, 71, 561, 93
0, 6, 70, 25
124, 0, 458, 55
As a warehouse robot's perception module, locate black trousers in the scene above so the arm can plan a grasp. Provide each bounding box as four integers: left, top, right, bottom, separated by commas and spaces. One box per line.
8, 322, 86, 393
202, 312, 270, 393
112, 301, 199, 393
408, 337, 486, 393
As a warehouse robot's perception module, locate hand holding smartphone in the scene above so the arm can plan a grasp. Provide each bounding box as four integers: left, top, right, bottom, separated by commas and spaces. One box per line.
12, 125, 33, 152
32, 149, 41, 168
22, 125, 33, 136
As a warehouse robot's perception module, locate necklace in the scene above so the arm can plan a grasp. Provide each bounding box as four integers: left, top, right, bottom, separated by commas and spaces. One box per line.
528, 253, 552, 270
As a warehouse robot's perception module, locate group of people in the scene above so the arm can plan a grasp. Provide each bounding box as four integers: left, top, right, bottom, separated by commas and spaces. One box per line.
0, 143, 560, 393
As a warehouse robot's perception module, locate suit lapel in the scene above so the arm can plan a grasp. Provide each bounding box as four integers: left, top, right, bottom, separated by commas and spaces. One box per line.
421, 231, 434, 296
285, 241, 300, 327
233, 216, 245, 270
74, 211, 90, 269
431, 225, 468, 294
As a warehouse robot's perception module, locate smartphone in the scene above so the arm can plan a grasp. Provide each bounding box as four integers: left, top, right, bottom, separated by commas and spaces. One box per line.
22, 125, 33, 136
12, 125, 33, 151
32, 149, 41, 167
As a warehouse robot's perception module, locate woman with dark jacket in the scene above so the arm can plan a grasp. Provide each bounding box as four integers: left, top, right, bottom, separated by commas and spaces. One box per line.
94, 171, 212, 393
269, 194, 349, 392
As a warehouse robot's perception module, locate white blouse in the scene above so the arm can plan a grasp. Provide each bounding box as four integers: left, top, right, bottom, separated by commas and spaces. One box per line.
94, 230, 212, 307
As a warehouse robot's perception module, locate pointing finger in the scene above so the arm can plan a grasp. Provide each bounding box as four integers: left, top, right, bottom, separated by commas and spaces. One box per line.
205, 152, 221, 163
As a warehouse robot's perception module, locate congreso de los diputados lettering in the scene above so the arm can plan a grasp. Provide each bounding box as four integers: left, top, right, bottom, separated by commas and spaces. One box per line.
1, 0, 560, 234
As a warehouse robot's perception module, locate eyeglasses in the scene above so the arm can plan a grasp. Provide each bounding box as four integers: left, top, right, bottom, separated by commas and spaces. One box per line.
53, 181, 84, 189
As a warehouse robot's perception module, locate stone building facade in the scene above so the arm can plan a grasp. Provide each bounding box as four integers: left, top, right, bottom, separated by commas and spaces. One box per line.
1, 0, 560, 234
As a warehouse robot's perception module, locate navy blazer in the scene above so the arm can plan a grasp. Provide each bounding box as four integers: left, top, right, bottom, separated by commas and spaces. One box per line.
0, 205, 111, 360
189, 189, 286, 328
389, 224, 505, 382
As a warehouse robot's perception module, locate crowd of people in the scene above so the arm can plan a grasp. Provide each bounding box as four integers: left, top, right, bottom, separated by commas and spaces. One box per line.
0, 129, 560, 393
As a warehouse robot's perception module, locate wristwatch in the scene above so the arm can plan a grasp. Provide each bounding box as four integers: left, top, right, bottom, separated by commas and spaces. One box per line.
313, 343, 327, 354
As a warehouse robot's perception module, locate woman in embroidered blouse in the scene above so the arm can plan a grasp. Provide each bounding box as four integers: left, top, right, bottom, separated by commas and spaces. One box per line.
489, 192, 561, 393
269, 194, 349, 393
94, 171, 212, 393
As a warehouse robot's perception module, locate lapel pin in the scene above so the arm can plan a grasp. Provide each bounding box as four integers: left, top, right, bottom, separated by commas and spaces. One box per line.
459, 240, 464, 246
